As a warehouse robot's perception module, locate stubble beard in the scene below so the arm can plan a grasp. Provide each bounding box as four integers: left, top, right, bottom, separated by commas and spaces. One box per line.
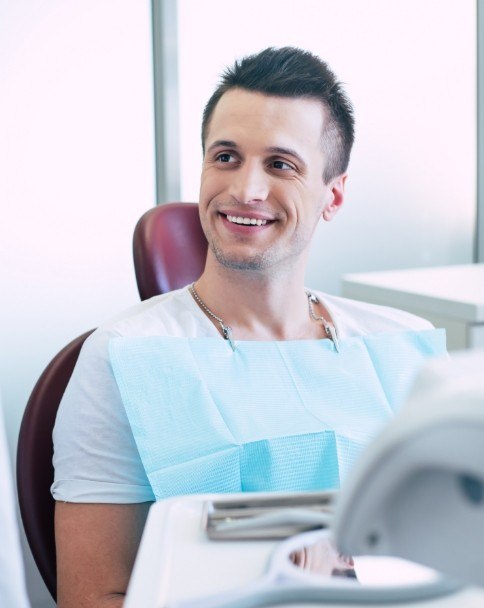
208, 239, 272, 271
207, 229, 309, 274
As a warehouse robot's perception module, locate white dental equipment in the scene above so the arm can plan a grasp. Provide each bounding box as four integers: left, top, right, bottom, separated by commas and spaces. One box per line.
334, 350, 484, 589
125, 492, 468, 608
170, 527, 457, 608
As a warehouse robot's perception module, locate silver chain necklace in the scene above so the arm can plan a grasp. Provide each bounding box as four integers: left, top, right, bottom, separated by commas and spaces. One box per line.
189, 283, 339, 352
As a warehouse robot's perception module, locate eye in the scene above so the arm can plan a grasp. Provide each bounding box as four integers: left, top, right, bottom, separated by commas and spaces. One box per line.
216, 153, 237, 163
271, 159, 294, 171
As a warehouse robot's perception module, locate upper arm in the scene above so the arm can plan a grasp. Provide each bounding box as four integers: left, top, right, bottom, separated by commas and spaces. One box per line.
55, 501, 152, 608
52, 330, 156, 504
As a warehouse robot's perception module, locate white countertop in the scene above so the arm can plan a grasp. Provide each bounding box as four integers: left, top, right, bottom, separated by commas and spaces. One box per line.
342, 264, 484, 322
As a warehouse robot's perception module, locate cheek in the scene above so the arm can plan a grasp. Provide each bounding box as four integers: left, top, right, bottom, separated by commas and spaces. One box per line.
274, 182, 303, 207
281, 184, 318, 220
199, 173, 226, 205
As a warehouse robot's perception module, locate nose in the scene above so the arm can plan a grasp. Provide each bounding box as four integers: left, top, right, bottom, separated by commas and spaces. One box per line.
229, 161, 269, 204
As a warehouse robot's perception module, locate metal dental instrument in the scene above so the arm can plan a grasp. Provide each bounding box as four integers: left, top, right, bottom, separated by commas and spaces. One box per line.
204, 492, 335, 540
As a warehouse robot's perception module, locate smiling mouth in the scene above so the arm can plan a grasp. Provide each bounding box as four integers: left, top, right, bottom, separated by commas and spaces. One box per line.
223, 213, 273, 226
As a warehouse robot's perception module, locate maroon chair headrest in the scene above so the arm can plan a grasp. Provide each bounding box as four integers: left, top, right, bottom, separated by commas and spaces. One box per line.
133, 203, 208, 300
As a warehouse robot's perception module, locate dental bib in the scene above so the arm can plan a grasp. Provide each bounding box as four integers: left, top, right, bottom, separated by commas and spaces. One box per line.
109, 329, 445, 500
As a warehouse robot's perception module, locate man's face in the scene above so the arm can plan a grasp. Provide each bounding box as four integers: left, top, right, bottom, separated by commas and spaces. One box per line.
199, 88, 345, 275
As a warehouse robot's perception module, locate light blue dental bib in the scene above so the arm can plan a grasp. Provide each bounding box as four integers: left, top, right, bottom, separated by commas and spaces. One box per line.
109, 329, 445, 500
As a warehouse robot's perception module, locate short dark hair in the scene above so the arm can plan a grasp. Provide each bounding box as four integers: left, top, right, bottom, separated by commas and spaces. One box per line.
201, 46, 355, 183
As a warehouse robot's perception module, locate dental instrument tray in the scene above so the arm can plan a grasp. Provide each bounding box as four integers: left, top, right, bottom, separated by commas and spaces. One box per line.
124, 493, 473, 608
203, 491, 336, 540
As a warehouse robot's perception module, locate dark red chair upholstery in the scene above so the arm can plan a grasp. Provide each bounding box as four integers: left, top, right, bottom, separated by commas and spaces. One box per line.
16, 202, 207, 600
17, 330, 94, 600
133, 202, 207, 299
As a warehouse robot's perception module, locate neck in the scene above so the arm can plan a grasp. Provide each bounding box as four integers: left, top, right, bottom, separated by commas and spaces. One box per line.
194, 257, 321, 341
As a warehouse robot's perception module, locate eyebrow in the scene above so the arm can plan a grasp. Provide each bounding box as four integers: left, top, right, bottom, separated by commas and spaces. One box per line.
207, 141, 307, 167
206, 140, 237, 153
266, 146, 306, 168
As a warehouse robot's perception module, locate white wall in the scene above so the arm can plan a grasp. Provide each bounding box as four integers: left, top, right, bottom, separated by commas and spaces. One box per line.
177, 0, 476, 294
0, 1, 155, 605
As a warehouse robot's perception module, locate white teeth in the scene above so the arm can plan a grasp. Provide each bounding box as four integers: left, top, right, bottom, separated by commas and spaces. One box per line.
226, 215, 268, 226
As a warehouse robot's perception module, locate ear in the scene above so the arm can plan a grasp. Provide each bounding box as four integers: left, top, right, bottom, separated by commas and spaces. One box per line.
322, 174, 347, 222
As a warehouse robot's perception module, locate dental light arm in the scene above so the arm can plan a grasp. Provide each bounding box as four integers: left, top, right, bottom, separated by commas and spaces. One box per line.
333, 350, 484, 588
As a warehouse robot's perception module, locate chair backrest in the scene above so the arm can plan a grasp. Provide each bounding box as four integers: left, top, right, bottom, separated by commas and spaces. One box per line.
133, 202, 207, 299
17, 202, 207, 600
17, 330, 94, 600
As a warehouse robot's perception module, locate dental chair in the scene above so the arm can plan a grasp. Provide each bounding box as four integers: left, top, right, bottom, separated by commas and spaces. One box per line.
16, 202, 206, 600
133, 202, 206, 300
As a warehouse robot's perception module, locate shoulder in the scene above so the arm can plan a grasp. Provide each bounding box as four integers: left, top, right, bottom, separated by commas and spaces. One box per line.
314, 291, 433, 338
83, 286, 214, 356
99, 286, 201, 336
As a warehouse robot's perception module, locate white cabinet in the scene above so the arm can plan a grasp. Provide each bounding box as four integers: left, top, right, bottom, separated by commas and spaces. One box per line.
342, 264, 484, 351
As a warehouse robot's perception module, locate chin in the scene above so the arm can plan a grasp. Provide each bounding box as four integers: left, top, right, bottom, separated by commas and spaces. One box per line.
211, 244, 272, 272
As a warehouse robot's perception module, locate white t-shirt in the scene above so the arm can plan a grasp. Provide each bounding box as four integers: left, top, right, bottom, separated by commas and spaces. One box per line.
52, 286, 433, 504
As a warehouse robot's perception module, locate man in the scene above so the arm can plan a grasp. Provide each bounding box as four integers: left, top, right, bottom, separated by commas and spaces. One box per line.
53, 47, 443, 607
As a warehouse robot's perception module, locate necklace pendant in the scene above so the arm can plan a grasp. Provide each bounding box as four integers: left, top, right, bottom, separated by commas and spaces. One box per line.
326, 323, 340, 353
222, 324, 236, 351
306, 290, 319, 304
